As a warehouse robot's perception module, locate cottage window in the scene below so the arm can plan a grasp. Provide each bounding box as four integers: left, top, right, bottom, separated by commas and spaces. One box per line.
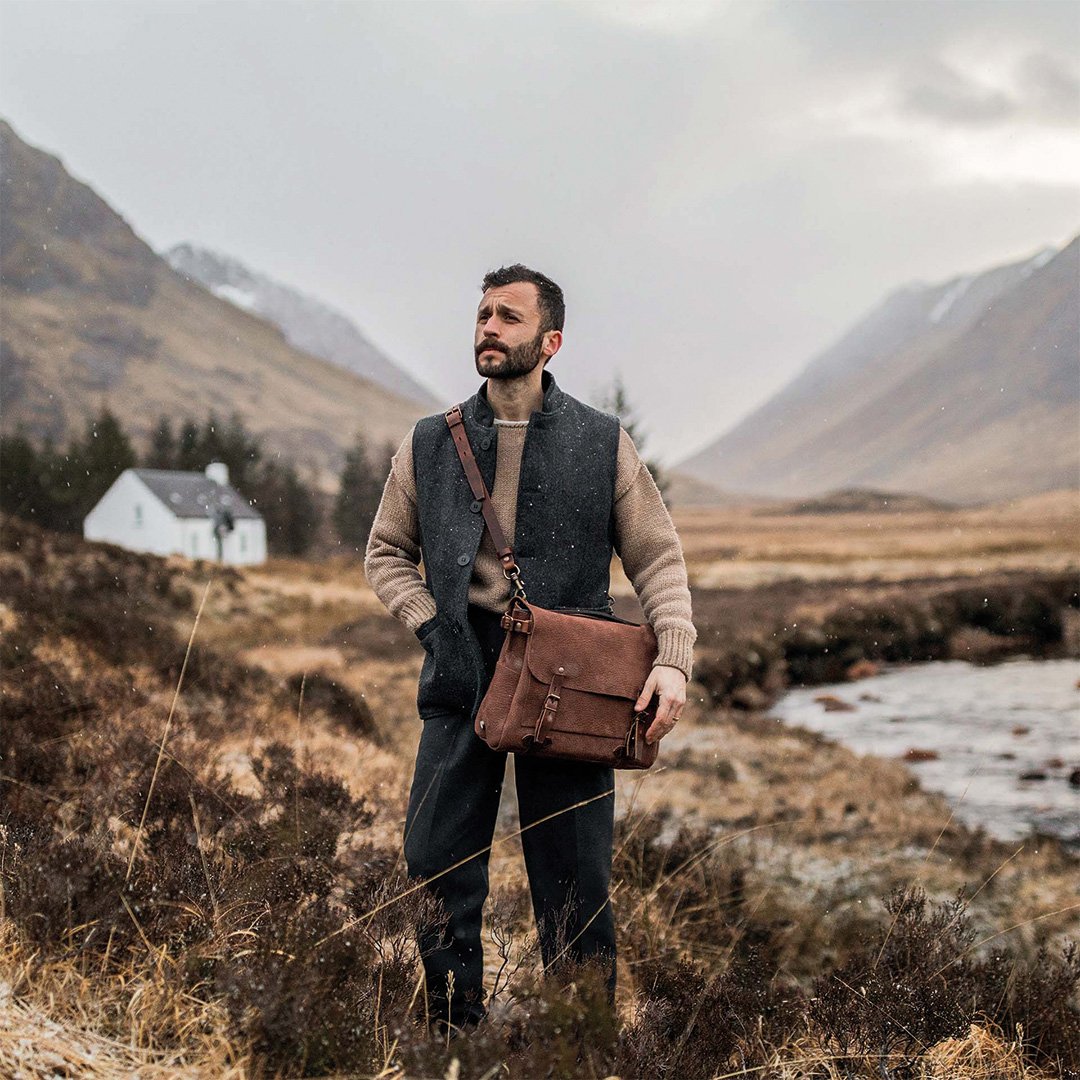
134, 504, 143, 527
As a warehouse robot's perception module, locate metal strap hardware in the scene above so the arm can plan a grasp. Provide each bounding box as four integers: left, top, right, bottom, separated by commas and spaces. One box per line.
615, 713, 648, 761
522, 667, 564, 750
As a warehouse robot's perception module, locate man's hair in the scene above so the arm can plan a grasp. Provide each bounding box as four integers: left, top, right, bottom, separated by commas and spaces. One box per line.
481, 264, 565, 333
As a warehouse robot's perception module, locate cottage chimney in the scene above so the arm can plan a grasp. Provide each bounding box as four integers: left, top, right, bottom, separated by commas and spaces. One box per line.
205, 461, 229, 487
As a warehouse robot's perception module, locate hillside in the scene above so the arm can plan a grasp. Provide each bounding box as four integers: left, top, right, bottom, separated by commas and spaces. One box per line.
679, 238, 1079, 505
164, 242, 441, 411
0, 118, 426, 491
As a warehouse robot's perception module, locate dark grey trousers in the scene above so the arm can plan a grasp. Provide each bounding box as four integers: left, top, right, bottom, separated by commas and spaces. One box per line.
403, 602, 617, 1028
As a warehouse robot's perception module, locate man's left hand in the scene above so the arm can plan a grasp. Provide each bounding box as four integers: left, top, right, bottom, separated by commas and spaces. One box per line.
634, 665, 687, 744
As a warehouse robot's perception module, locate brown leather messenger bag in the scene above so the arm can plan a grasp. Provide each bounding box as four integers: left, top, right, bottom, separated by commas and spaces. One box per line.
444, 404, 661, 769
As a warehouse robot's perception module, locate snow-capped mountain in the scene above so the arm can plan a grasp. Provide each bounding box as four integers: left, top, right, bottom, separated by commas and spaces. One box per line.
165, 243, 440, 410
677, 239, 1078, 505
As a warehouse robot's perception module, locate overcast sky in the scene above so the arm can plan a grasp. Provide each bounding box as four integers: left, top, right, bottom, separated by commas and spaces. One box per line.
2, 0, 1076, 463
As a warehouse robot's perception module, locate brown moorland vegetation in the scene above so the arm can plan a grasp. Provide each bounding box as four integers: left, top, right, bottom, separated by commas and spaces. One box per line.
667, 488, 1079, 589
1, 505, 1078, 1079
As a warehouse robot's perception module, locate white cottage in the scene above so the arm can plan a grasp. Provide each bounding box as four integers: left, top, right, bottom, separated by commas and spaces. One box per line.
83, 461, 267, 565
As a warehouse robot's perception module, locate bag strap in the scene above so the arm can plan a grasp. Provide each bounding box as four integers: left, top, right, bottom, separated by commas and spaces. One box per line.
444, 404, 528, 600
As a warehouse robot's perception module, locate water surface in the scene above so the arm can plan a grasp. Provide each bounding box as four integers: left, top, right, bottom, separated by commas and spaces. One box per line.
771, 658, 1080, 846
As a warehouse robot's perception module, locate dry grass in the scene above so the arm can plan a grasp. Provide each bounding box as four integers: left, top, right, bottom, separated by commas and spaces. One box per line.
0, 923, 252, 1079
920, 1021, 1051, 1079
2, 509, 1077, 1079
658, 488, 1080, 591
732, 1021, 1055, 1079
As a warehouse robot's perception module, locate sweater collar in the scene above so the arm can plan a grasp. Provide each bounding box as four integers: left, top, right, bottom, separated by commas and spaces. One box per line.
472, 367, 564, 427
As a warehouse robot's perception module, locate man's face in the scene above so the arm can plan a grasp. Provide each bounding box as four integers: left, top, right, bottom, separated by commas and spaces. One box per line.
474, 281, 557, 380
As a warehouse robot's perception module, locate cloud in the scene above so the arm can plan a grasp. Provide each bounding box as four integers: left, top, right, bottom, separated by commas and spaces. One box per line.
1016, 50, 1080, 125
902, 58, 1016, 125
773, 0, 1078, 72
900, 49, 1078, 127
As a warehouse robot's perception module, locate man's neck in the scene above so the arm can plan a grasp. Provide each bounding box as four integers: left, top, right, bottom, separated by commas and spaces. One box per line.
485, 372, 544, 422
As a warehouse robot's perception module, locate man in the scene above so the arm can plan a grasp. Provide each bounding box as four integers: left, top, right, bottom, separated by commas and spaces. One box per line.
364, 264, 695, 1033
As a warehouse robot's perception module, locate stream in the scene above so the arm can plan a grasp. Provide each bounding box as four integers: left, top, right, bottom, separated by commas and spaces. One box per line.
771, 657, 1080, 847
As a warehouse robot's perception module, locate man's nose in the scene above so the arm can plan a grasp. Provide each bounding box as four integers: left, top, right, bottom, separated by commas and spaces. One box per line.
481, 315, 501, 337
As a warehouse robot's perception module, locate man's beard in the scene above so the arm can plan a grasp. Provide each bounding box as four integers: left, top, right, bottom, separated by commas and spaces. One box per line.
475, 329, 546, 380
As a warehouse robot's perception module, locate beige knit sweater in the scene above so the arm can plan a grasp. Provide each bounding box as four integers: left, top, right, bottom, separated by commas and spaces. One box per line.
364, 418, 696, 680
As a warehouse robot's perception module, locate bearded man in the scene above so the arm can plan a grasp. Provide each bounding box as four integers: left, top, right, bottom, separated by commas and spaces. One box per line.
365, 264, 695, 1033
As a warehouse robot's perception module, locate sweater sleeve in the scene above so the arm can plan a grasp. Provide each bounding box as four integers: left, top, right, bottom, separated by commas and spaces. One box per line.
363, 424, 439, 632
612, 426, 697, 681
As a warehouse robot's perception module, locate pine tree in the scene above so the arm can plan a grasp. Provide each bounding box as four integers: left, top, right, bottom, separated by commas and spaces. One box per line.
250, 455, 321, 557
332, 431, 387, 554
278, 464, 320, 557
0, 429, 50, 523
2, 414, 134, 535
81, 406, 137, 490
146, 415, 177, 468
199, 412, 228, 469
176, 419, 202, 470
593, 373, 671, 504
42, 433, 89, 533
219, 411, 262, 491
51, 406, 138, 530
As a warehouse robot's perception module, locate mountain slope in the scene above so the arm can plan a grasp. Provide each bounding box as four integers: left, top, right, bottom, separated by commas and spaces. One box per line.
0, 117, 426, 491
164, 243, 440, 410
678, 238, 1078, 504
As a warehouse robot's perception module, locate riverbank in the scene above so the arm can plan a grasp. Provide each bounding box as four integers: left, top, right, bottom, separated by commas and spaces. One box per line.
679, 570, 1078, 712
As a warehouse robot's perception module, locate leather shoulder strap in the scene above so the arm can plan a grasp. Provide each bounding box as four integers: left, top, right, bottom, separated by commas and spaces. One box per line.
444, 405, 519, 579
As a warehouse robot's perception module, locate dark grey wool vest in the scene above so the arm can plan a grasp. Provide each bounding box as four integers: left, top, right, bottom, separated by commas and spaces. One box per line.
411, 367, 621, 719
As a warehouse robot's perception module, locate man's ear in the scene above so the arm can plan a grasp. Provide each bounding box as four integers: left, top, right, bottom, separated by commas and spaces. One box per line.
543, 329, 562, 361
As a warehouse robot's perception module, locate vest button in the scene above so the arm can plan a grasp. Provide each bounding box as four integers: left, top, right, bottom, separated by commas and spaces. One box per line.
457, 553, 470, 566
470, 500, 482, 513
480, 437, 492, 450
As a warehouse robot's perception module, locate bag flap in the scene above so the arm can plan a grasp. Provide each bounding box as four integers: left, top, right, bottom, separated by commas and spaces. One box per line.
524, 603, 658, 701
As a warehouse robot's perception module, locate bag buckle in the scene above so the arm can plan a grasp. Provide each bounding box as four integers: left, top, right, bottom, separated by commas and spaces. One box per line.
500, 612, 532, 634
522, 668, 564, 751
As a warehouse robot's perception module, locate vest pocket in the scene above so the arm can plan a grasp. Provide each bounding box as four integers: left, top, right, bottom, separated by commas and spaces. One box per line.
415, 618, 475, 716
415, 613, 440, 650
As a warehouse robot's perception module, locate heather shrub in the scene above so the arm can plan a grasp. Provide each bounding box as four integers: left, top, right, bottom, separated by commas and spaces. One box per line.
285, 669, 376, 735
619, 944, 801, 1079
778, 576, 1076, 686
1, 815, 132, 949
974, 941, 1080, 1073
3, 515, 1077, 1078
210, 892, 428, 1077
783, 602, 949, 684
691, 634, 785, 709
805, 885, 1080, 1075
810, 886, 978, 1065
940, 581, 1064, 648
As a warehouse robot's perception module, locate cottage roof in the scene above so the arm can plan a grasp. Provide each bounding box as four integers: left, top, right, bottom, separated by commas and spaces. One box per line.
131, 468, 262, 520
